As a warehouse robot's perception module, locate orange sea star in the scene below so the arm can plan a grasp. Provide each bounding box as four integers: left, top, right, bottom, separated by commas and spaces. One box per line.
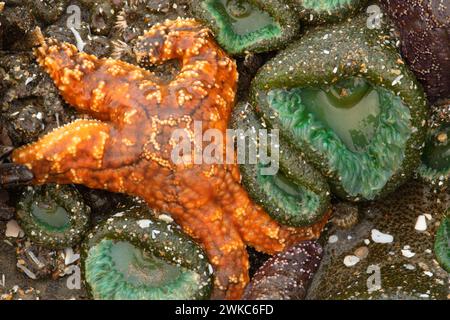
12, 18, 329, 299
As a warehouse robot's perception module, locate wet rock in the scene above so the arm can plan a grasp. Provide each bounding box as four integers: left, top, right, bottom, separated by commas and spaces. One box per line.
44, 20, 91, 46
0, 203, 14, 221
28, 0, 69, 24
247, 246, 270, 278
244, 241, 323, 300
307, 181, 449, 300
0, 228, 88, 299
90, 1, 116, 35
76, 185, 132, 225
83, 35, 112, 57
236, 52, 268, 101
0, 53, 73, 146
0, 5, 37, 51
15, 241, 59, 280
380, 0, 450, 103
110, 0, 190, 59
0, 286, 40, 300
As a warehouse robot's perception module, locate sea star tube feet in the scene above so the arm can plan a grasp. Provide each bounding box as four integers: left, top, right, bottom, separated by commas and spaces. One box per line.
12, 19, 329, 299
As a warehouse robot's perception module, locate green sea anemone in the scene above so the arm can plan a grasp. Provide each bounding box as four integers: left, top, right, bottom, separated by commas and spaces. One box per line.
81, 205, 213, 300
251, 16, 428, 201
418, 123, 450, 191
288, 0, 368, 25
434, 214, 449, 273
16, 184, 90, 249
231, 102, 330, 226
189, 0, 300, 55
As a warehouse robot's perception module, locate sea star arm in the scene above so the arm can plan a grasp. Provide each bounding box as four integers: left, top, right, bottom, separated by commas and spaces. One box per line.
166, 168, 250, 300
216, 166, 331, 254
34, 30, 154, 126
134, 19, 237, 122
12, 119, 112, 184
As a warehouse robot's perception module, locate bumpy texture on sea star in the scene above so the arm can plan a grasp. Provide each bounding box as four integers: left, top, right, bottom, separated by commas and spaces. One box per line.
12, 18, 329, 299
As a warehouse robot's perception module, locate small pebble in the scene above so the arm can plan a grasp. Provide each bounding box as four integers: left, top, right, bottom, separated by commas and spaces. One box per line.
354, 246, 369, 260
343, 255, 360, 267
404, 264, 415, 270
415, 215, 427, 231
137, 219, 152, 229
371, 229, 394, 243
5, 220, 24, 238
158, 214, 173, 223
328, 235, 338, 243
64, 248, 80, 265
401, 249, 416, 258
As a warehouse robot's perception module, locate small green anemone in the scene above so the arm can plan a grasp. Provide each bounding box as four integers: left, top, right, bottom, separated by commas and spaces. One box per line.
81, 206, 213, 300
288, 0, 368, 24
231, 102, 330, 226
418, 123, 450, 190
251, 16, 428, 201
434, 214, 449, 273
190, 0, 300, 55
16, 184, 90, 249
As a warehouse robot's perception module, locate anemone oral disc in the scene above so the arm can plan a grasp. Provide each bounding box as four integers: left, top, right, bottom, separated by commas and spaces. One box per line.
31, 200, 71, 231
300, 78, 381, 153
218, 0, 277, 35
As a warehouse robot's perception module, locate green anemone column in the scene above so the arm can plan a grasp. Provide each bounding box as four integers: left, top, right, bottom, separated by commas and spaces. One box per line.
16, 184, 90, 249
190, 0, 300, 55
82, 205, 213, 300
288, 0, 368, 24
418, 123, 450, 190
434, 214, 449, 273
231, 102, 330, 227
250, 16, 428, 201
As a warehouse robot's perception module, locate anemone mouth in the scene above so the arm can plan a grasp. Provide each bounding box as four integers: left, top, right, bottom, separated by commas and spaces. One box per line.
418, 123, 450, 187
31, 200, 71, 232
300, 77, 381, 153
209, 0, 280, 36
231, 102, 330, 227
204, 0, 281, 53
264, 78, 412, 200
193, 0, 298, 55
434, 215, 449, 273
16, 184, 90, 249
82, 212, 213, 300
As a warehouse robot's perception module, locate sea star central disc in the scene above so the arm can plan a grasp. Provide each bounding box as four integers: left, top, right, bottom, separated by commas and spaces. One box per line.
12, 19, 329, 299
